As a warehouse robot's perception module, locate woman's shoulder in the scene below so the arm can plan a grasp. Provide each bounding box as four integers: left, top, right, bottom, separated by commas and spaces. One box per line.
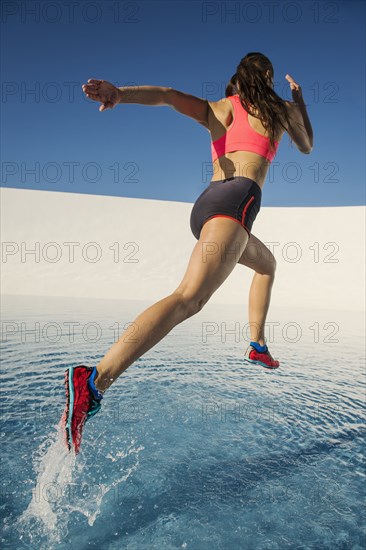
207, 96, 234, 132
208, 96, 236, 119
208, 95, 234, 108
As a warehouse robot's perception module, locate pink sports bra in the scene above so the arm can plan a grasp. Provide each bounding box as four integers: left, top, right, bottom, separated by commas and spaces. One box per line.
211, 95, 279, 163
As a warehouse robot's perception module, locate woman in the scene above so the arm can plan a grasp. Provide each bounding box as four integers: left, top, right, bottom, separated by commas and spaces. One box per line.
61, 52, 313, 454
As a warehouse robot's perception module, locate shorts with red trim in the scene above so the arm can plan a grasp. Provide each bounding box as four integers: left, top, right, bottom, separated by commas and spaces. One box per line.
190, 176, 262, 240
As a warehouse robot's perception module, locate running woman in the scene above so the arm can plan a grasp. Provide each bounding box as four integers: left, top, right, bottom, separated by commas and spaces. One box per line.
61, 52, 313, 453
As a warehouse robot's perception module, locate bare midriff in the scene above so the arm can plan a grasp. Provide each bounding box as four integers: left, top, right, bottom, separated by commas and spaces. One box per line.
211, 151, 273, 191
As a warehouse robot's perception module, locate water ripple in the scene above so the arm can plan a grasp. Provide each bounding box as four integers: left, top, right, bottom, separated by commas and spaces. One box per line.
1, 296, 365, 549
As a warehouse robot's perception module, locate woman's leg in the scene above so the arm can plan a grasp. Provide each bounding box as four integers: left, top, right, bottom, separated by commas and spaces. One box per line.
237, 233, 277, 346
94, 293, 192, 392
247, 272, 275, 345
95, 217, 250, 393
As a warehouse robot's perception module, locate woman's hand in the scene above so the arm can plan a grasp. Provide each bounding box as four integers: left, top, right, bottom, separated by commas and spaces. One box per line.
82, 79, 120, 111
285, 74, 303, 104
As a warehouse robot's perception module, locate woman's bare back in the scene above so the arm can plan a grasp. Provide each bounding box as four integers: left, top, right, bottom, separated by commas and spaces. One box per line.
208, 97, 287, 189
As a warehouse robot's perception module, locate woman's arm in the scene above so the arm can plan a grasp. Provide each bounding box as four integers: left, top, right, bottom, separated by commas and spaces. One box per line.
119, 86, 210, 128
117, 85, 171, 106
165, 89, 210, 129
284, 74, 314, 154
82, 80, 171, 110
284, 101, 313, 154
82, 80, 210, 127
296, 98, 313, 149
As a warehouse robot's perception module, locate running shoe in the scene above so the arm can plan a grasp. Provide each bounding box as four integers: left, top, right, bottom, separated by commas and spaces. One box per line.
60, 365, 103, 454
244, 341, 280, 369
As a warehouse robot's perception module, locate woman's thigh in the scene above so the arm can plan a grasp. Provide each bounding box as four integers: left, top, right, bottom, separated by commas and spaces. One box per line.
174, 216, 250, 308
237, 233, 276, 275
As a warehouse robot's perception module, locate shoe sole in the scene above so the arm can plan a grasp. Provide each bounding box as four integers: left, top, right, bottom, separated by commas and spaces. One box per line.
66, 367, 75, 443
243, 357, 280, 369
61, 367, 74, 452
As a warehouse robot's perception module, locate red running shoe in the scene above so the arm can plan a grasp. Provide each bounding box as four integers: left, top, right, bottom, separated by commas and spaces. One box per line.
60, 365, 103, 454
244, 342, 280, 369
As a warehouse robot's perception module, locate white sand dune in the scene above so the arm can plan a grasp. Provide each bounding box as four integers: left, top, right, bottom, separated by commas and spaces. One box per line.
1, 188, 364, 312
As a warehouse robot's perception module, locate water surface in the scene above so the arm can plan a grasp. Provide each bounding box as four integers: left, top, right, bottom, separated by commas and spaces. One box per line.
1, 295, 365, 549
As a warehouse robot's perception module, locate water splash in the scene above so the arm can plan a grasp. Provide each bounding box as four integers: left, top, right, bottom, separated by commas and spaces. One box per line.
14, 423, 144, 548
15, 424, 75, 547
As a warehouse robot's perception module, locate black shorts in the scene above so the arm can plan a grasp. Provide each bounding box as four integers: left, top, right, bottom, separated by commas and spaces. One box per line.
190, 176, 262, 240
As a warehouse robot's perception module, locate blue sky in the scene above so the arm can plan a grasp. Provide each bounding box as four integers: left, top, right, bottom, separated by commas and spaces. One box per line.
1, 0, 365, 206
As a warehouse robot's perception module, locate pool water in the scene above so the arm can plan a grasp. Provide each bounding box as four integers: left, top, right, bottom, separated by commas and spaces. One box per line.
1, 295, 365, 549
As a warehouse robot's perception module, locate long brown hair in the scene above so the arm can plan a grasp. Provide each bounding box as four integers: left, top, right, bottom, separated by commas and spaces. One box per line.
226, 52, 292, 153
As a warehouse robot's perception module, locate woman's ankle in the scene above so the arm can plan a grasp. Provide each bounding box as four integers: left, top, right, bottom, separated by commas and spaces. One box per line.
250, 340, 268, 353
251, 338, 266, 347
94, 368, 113, 395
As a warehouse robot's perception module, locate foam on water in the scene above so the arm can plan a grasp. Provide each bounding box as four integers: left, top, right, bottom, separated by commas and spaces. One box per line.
16, 425, 75, 544
14, 422, 144, 548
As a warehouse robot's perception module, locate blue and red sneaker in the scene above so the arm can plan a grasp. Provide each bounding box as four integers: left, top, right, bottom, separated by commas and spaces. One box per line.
244, 341, 280, 369
60, 365, 103, 454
